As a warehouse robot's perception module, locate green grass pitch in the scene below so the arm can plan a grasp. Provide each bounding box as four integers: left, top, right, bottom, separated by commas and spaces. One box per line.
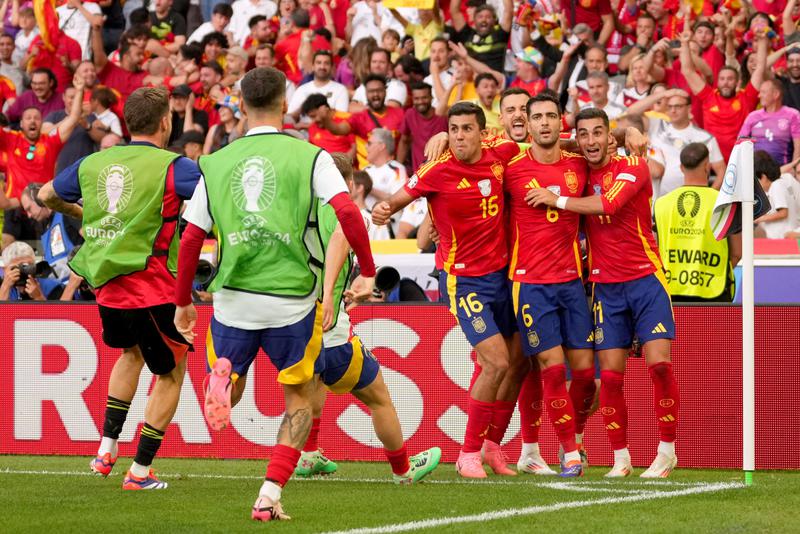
1, 455, 798, 533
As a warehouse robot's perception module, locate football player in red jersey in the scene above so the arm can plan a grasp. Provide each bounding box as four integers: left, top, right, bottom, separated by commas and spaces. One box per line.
504, 92, 597, 478
527, 108, 680, 479
373, 102, 522, 479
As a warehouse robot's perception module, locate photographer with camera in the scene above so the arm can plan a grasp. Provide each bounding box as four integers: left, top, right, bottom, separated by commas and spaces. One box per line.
0, 241, 64, 301
19, 182, 84, 282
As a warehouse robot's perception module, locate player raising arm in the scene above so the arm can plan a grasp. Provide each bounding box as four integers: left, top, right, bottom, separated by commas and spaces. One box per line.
373, 102, 522, 479
527, 108, 680, 478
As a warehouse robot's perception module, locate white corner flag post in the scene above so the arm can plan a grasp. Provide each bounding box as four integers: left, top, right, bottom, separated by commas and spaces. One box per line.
710, 140, 755, 486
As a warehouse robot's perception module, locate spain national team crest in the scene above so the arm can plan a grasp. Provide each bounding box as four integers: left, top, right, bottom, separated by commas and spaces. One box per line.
731, 100, 741, 111
594, 327, 604, 344
491, 162, 504, 182
602, 172, 613, 191
472, 316, 487, 333
527, 330, 540, 348
477, 179, 492, 197
565, 171, 579, 194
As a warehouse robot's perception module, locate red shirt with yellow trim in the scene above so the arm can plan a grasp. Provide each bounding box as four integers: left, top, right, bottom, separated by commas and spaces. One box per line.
0, 129, 64, 199
697, 82, 758, 161
309, 111, 354, 154
505, 149, 587, 283
0, 75, 15, 110
584, 154, 662, 283
404, 138, 520, 277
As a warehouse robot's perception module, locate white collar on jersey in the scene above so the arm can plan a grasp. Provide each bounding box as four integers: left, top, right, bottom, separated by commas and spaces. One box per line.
246, 125, 279, 136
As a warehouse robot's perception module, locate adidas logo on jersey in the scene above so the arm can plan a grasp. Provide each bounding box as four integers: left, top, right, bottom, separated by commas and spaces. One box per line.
524, 178, 540, 189
456, 178, 470, 189
651, 323, 668, 334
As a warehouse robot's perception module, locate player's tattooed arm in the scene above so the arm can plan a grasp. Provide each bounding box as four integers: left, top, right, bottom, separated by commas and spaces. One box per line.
278, 406, 313, 449
38, 181, 83, 221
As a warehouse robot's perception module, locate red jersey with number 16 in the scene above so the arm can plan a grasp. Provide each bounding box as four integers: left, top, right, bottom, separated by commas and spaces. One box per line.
405, 137, 520, 276
584, 155, 663, 283
505, 149, 588, 283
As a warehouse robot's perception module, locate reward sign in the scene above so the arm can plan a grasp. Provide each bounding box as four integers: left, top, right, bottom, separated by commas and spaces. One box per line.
382, 0, 435, 8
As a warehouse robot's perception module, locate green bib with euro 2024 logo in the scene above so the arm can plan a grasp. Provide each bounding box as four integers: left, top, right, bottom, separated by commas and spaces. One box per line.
317, 203, 353, 328
70, 145, 180, 288
654, 185, 733, 301
200, 132, 325, 297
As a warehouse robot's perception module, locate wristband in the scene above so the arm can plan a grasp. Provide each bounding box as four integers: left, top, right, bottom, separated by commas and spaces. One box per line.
556, 196, 568, 210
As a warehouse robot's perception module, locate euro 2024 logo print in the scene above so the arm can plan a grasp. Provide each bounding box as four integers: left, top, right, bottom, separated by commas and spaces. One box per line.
229, 156, 282, 247
89, 164, 134, 246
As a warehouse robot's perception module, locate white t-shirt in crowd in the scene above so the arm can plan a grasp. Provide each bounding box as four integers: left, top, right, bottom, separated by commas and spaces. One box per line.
94, 108, 123, 136
288, 79, 350, 115
423, 69, 453, 109
352, 78, 408, 107
648, 118, 725, 198
349, 1, 405, 46
187, 21, 226, 44
364, 160, 407, 209
761, 173, 800, 239
13, 28, 38, 65
229, 0, 277, 46
579, 99, 626, 121
57, 3, 102, 60
182, 125, 348, 329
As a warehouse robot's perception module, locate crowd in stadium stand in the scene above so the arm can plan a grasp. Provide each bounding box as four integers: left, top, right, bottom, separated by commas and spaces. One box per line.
2, 0, 800, 301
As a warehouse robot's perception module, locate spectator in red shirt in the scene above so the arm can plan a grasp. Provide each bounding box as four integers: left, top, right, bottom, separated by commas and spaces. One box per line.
302, 93, 355, 159
24, 33, 82, 92
320, 74, 404, 169
693, 20, 725, 81
1, 77, 86, 248
193, 61, 227, 126
91, 18, 161, 104
0, 74, 16, 112
680, 27, 768, 161
647, 0, 682, 40
568, 0, 614, 45
6, 69, 63, 124
397, 82, 447, 173
274, 8, 331, 85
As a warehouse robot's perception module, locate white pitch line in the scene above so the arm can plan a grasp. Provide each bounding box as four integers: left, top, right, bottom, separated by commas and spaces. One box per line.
0, 468, 708, 491
321, 482, 745, 534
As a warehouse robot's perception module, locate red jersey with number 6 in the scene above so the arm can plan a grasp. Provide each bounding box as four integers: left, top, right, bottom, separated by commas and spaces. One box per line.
404, 137, 520, 276
584, 155, 663, 283
505, 149, 588, 283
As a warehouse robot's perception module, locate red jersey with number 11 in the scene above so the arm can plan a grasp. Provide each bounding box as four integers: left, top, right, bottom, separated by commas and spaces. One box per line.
584, 155, 663, 283
405, 138, 520, 276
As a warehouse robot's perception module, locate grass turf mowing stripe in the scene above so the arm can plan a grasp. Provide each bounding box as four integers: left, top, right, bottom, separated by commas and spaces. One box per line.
0, 467, 707, 489
321, 482, 745, 534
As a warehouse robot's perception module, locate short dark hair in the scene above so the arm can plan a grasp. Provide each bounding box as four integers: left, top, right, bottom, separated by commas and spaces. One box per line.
241, 67, 286, 112
680, 142, 710, 169
352, 170, 372, 196
330, 152, 353, 181
474, 72, 498, 87
719, 65, 740, 81
201, 31, 229, 49
124, 87, 170, 135
638, 12, 656, 24
202, 61, 224, 77
499, 87, 530, 108
123, 24, 151, 42
248, 14, 266, 28
474, 4, 496, 18
754, 150, 781, 182
586, 44, 608, 59
313, 49, 333, 61
22, 182, 46, 208
409, 81, 432, 94
763, 78, 784, 99
212, 3, 233, 18
575, 107, 609, 130
128, 7, 149, 26
448, 101, 486, 130
300, 93, 329, 115
91, 86, 118, 109
363, 73, 387, 87
291, 8, 310, 28
430, 36, 449, 48
397, 54, 424, 76
179, 43, 203, 64
31, 67, 57, 90
693, 20, 715, 33
526, 91, 561, 117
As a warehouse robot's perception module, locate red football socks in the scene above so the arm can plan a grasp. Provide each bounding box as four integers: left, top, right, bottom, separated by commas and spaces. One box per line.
518, 366, 543, 444
600, 369, 628, 450
463, 397, 494, 453
385, 445, 410, 475
487, 400, 516, 444
569, 367, 597, 435
648, 362, 679, 443
303, 417, 321, 452
265, 444, 302, 487
542, 364, 577, 452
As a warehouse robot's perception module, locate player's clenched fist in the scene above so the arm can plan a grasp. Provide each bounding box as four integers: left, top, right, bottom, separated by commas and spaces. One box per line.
372, 201, 392, 225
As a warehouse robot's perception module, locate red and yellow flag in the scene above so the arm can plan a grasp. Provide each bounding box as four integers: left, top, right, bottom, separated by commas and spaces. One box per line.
32, 0, 60, 52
